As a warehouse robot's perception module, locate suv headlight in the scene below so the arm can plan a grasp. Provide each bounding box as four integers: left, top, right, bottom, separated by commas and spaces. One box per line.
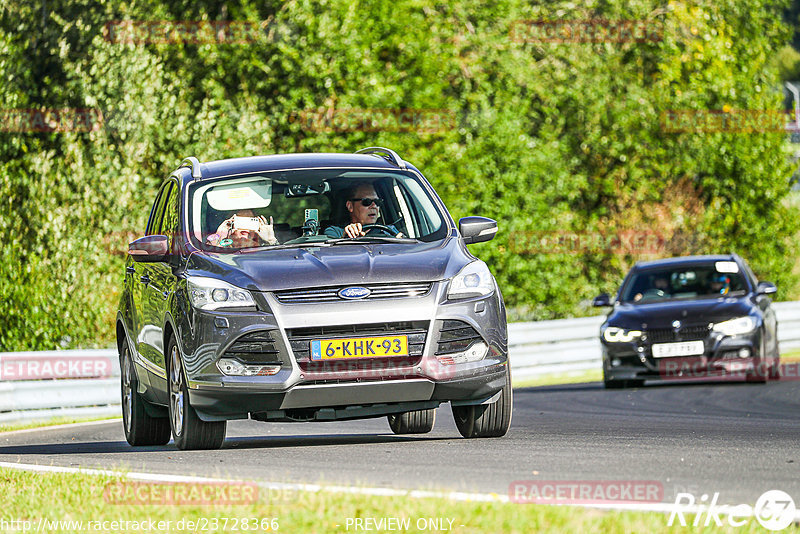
712, 316, 757, 336
603, 326, 642, 343
447, 261, 495, 300
187, 277, 256, 311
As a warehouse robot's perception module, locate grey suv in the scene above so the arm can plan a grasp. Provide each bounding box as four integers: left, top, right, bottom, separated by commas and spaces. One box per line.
117, 147, 511, 450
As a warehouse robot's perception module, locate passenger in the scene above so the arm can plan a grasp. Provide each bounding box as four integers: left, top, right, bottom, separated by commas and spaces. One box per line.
709, 274, 730, 295
206, 209, 278, 248
324, 183, 403, 238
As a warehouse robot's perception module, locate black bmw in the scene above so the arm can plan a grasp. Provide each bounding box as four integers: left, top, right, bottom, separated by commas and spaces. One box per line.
593, 254, 779, 388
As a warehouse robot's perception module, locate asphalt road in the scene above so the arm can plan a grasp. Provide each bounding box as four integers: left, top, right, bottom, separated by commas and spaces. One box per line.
2, 380, 799, 506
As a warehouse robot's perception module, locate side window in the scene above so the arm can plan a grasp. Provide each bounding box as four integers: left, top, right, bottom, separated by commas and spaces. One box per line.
146, 182, 173, 236
162, 182, 180, 251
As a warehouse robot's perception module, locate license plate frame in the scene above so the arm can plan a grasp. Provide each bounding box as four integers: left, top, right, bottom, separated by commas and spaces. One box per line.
310, 335, 409, 360
652, 340, 705, 358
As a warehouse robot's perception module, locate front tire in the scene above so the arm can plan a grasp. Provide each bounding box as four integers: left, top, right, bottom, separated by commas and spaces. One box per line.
120, 340, 170, 446
451, 367, 512, 438
168, 337, 226, 450
388, 409, 435, 434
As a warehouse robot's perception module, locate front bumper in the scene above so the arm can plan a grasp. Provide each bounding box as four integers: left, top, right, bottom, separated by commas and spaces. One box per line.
602, 328, 768, 383
179, 281, 509, 420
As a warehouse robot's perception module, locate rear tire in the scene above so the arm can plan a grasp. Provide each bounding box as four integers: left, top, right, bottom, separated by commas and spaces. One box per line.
452, 367, 512, 438
388, 409, 435, 434
167, 337, 226, 450
120, 340, 170, 446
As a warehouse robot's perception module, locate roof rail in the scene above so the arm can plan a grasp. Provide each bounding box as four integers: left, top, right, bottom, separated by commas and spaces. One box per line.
355, 147, 408, 169
180, 157, 203, 179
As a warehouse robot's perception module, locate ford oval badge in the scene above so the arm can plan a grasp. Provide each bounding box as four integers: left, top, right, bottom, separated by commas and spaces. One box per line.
338, 286, 371, 300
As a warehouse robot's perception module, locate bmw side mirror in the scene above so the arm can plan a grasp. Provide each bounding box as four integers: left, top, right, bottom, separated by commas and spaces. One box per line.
129, 235, 169, 263
756, 281, 777, 295
459, 216, 497, 244
593, 293, 612, 307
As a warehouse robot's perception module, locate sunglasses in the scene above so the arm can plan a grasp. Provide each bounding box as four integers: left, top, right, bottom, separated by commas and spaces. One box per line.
350, 197, 383, 207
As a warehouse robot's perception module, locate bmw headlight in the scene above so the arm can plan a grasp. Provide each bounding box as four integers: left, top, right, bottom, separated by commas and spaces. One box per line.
187, 277, 256, 311
712, 316, 757, 336
602, 326, 643, 343
447, 261, 495, 300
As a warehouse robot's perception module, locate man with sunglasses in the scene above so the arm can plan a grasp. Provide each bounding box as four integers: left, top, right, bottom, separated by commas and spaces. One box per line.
324, 183, 403, 238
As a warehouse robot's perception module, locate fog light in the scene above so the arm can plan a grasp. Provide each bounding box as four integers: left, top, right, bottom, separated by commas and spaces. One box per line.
436, 341, 488, 365
217, 358, 281, 376
611, 358, 621, 367
738, 348, 751, 359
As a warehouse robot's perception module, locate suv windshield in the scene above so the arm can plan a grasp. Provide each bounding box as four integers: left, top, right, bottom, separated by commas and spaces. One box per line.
620, 261, 749, 303
188, 169, 447, 251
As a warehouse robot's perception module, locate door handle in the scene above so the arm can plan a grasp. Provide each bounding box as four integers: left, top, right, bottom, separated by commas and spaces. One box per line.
139, 274, 150, 285
125, 265, 135, 274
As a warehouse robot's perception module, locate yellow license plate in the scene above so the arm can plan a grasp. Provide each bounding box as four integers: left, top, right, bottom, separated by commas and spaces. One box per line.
310, 336, 409, 360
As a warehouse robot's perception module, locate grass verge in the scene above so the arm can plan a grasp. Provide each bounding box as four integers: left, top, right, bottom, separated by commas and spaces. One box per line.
513, 369, 601, 389
0, 415, 120, 434
0, 468, 781, 533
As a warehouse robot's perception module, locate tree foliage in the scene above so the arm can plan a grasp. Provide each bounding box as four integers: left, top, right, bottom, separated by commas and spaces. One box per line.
0, 0, 797, 349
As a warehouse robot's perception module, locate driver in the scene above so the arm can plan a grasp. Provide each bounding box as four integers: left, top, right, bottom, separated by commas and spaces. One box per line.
206, 209, 278, 248
633, 275, 670, 302
324, 183, 403, 238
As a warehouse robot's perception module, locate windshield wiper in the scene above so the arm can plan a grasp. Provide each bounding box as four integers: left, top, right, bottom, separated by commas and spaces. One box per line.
327, 236, 420, 245
236, 242, 335, 253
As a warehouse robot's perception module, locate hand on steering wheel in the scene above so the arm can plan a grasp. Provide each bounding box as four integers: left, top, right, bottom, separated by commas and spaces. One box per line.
361, 224, 399, 236
343, 223, 402, 238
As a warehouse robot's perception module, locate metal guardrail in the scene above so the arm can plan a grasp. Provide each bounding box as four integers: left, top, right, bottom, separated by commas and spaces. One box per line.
1, 301, 800, 423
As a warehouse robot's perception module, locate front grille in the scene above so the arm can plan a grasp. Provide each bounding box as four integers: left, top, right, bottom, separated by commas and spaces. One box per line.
286, 321, 429, 372
646, 325, 710, 344
274, 282, 432, 304
436, 320, 483, 355
224, 330, 282, 364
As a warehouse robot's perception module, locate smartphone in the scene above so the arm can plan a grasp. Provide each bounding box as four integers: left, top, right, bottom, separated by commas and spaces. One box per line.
232, 216, 260, 231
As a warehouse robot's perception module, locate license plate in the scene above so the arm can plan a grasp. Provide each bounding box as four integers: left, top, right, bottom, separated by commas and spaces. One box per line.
310, 335, 409, 360
652, 341, 705, 358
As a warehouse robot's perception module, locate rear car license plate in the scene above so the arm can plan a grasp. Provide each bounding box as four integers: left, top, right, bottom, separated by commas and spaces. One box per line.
310, 335, 409, 360
652, 340, 705, 358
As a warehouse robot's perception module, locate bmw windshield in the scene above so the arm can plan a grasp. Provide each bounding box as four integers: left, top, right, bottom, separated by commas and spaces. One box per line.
187, 169, 448, 252
619, 261, 750, 304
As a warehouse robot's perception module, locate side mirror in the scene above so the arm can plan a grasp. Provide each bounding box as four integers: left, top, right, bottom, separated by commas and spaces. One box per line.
592, 293, 612, 307
129, 235, 169, 263
459, 216, 498, 245
756, 281, 777, 295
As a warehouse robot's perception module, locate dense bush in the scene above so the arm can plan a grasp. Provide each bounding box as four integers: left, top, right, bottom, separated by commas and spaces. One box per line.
0, 0, 797, 349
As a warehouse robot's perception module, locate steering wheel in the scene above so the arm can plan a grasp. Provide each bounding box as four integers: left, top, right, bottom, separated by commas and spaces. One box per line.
361, 224, 397, 236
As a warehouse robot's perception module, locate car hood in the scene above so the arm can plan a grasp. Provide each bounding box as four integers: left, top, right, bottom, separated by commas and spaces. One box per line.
605, 297, 756, 329
185, 237, 472, 292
